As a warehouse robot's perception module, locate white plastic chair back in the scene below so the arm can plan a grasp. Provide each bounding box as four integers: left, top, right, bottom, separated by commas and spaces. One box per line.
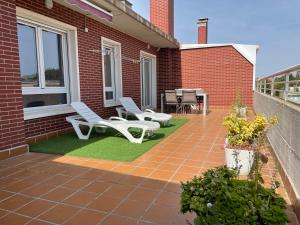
119, 97, 143, 114
71, 102, 102, 124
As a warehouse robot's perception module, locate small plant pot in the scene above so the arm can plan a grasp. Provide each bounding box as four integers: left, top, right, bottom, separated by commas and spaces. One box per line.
235, 106, 247, 117
224, 140, 255, 176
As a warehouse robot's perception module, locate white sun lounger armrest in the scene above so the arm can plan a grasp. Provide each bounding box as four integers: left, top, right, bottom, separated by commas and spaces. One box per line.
144, 109, 155, 113
108, 116, 128, 121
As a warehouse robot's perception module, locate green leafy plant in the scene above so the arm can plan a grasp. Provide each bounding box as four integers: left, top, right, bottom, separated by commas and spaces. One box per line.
223, 114, 277, 149
234, 90, 246, 108
180, 166, 289, 225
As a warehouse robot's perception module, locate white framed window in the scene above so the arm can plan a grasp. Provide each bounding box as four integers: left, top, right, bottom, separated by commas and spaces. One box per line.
16, 7, 80, 120
101, 37, 122, 107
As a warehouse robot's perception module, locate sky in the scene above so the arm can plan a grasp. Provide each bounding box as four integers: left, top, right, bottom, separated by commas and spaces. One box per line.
130, 0, 300, 77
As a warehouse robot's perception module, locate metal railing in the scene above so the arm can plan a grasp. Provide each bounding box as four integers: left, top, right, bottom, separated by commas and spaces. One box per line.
256, 65, 300, 105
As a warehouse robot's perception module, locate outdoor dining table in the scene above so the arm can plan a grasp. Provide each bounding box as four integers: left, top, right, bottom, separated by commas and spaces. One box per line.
161, 88, 208, 115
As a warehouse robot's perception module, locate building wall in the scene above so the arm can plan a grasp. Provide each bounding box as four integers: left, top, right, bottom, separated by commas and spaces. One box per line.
150, 0, 174, 36
15, 0, 158, 142
0, 0, 27, 156
180, 46, 253, 106
254, 91, 300, 221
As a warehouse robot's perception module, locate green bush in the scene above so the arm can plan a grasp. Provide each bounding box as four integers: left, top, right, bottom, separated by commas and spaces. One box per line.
180, 166, 289, 225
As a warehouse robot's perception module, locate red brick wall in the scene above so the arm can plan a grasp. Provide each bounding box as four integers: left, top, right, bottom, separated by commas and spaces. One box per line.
0, 0, 26, 151
180, 46, 253, 106
150, 0, 174, 36
16, 0, 157, 140
198, 25, 207, 44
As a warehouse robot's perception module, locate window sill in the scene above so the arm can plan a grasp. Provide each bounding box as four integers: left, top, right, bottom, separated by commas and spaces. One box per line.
104, 101, 121, 108
24, 105, 75, 120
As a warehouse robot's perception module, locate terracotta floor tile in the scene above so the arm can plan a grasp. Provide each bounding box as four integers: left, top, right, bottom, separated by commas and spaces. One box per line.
131, 167, 154, 177
150, 170, 174, 181
63, 178, 92, 190
155, 191, 180, 206
87, 195, 121, 212
142, 204, 179, 225
38, 204, 79, 224
20, 184, 56, 197
3, 179, 36, 193
101, 184, 132, 199
177, 166, 201, 174
139, 161, 161, 169
63, 191, 97, 207
0, 213, 31, 225
100, 215, 137, 225
83, 181, 112, 194
158, 163, 180, 171
26, 219, 53, 225
140, 179, 166, 190
0, 194, 33, 211
114, 199, 149, 219
77, 169, 105, 180
41, 174, 72, 186
164, 182, 182, 194
0, 209, 8, 218
0, 190, 13, 201
99, 173, 126, 183
42, 187, 75, 202
64, 209, 106, 225
16, 198, 55, 217
128, 187, 159, 203
118, 176, 145, 187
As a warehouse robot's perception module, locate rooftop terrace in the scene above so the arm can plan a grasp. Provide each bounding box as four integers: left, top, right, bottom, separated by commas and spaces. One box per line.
0, 111, 298, 225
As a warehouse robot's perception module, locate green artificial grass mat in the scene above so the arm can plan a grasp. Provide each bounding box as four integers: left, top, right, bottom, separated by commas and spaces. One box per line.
29, 118, 188, 162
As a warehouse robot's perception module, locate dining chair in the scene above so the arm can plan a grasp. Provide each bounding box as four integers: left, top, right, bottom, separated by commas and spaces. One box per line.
165, 90, 180, 113
181, 90, 198, 114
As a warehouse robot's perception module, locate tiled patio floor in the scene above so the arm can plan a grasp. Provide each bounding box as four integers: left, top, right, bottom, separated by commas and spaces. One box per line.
0, 110, 299, 225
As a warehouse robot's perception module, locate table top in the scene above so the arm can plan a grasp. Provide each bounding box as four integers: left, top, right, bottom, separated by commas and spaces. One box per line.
175, 88, 206, 96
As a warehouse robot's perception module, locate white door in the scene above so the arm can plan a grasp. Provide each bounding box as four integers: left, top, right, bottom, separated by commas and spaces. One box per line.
141, 52, 156, 109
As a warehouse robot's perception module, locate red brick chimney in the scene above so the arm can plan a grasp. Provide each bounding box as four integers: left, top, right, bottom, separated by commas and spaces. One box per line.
150, 0, 174, 37
197, 18, 208, 44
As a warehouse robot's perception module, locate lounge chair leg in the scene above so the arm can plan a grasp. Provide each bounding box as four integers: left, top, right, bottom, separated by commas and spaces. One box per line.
70, 120, 93, 140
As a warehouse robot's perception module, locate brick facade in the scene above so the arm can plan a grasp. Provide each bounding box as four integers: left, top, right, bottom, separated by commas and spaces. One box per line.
150, 0, 174, 36
180, 46, 253, 106
0, 0, 26, 152
0, 0, 254, 159
15, 0, 158, 142
157, 46, 253, 107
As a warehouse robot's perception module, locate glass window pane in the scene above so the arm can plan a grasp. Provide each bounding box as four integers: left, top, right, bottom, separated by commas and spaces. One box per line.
43, 30, 65, 87
274, 90, 285, 99
105, 91, 114, 100
289, 71, 300, 81
104, 47, 113, 87
23, 94, 67, 108
17, 23, 39, 87
143, 59, 151, 106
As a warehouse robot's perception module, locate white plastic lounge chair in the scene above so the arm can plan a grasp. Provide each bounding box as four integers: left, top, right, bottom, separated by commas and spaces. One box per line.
117, 97, 172, 126
66, 102, 160, 144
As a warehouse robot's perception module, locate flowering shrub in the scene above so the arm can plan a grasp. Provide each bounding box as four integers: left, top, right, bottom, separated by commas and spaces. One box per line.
223, 114, 277, 149
180, 166, 289, 225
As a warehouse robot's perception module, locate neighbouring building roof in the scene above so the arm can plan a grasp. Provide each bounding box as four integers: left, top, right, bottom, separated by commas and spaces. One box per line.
54, 0, 180, 48
180, 43, 259, 65
257, 64, 300, 80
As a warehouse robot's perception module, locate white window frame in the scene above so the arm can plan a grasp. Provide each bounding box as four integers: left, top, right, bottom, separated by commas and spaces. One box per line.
16, 7, 80, 120
140, 51, 157, 109
101, 37, 122, 107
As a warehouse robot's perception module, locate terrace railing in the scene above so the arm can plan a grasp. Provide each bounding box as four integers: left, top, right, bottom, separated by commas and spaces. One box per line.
256, 65, 300, 105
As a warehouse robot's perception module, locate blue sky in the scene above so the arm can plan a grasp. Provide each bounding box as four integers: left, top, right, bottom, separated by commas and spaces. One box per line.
130, 0, 300, 77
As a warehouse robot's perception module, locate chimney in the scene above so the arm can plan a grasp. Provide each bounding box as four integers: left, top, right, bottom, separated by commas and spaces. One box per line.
197, 18, 208, 44
150, 0, 174, 36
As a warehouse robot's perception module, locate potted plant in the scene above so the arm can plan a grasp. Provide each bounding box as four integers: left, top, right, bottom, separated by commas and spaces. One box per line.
223, 114, 277, 176
180, 166, 289, 225
234, 91, 247, 117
